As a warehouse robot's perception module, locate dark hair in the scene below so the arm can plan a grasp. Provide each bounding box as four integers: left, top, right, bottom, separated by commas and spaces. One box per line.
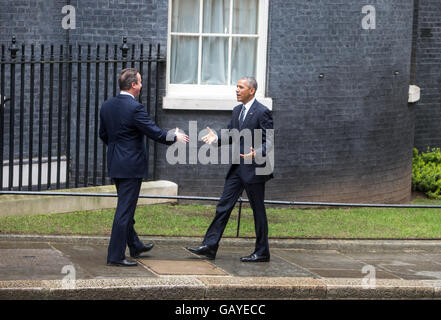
240, 76, 258, 92
118, 68, 139, 91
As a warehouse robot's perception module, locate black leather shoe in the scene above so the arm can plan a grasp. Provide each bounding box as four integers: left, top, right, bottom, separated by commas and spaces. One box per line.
240, 253, 270, 262
130, 243, 154, 258
186, 245, 217, 260
107, 259, 138, 267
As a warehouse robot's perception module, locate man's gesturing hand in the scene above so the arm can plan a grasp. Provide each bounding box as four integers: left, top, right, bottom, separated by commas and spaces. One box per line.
240, 147, 256, 159
202, 127, 218, 144
175, 128, 189, 143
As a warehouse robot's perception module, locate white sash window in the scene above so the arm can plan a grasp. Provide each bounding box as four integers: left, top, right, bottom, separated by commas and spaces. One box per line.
164, 0, 272, 110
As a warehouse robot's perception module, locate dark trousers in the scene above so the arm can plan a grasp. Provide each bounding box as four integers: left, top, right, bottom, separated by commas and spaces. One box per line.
202, 167, 270, 256
107, 178, 144, 262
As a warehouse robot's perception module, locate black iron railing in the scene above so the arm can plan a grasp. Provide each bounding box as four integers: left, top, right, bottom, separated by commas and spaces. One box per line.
0, 37, 165, 191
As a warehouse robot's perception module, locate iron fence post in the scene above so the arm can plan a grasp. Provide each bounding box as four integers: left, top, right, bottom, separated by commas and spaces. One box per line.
8, 36, 19, 190
120, 37, 129, 69
237, 193, 243, 237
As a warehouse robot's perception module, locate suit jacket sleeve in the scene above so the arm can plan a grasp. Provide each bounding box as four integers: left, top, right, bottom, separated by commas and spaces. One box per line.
254, 108, 273, 157
133, 104, 176, 145
99, 111, 108, 145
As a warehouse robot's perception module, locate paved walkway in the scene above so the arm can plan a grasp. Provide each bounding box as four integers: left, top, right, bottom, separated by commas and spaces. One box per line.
1, 234, 441, 299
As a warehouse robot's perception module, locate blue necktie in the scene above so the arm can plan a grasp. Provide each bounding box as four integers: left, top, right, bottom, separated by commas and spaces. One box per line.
239, 105, 246, 127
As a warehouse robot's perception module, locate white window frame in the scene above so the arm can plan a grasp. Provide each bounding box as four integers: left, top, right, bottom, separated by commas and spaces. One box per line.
163, 0, 272, 110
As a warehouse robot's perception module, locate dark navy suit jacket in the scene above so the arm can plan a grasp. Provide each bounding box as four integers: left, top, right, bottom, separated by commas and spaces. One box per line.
219, 99, 274, 184
99, 94, 175, 179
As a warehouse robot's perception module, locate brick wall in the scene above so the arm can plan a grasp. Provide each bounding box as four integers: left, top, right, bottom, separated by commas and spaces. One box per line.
1, 0, 418, 203
260, 0, 415, 203
157, 0, 416, 203
0, 0, 67, 45
412, 0, 441, 151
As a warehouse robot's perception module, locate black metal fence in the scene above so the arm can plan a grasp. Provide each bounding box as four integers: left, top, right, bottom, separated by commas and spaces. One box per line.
0, 36, 165, 191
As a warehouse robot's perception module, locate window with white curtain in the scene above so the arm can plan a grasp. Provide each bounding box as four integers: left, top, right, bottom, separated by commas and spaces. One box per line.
164, 0, 272, 110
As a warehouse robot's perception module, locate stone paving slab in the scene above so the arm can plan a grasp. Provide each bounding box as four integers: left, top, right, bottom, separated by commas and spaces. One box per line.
51, 243, 157, 279
344, 252, 441, 280
139, 245, 195, 261
273, 249, 365, 270
140, 260, 228, 276
273, 249, 401, 279
0, 248, 73, 281
209, 248, 317, 278
0, 241, 52, 249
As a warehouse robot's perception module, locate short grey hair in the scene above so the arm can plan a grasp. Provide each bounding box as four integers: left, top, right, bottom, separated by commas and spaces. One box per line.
118, 68, 139, 91
240, 76, 258, 92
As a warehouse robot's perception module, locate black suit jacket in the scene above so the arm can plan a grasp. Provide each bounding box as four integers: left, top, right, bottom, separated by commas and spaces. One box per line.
219, 99, 274, 184
99, 94, 175, 179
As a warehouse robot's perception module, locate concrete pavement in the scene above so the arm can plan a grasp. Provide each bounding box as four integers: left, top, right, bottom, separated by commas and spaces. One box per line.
1, 234, 441, 299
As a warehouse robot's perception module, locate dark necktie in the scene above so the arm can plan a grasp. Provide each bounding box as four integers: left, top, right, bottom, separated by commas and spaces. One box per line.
239, 105, 246, 127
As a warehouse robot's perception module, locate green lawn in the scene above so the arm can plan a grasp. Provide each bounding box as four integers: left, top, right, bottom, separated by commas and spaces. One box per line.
2, 199, 441, 239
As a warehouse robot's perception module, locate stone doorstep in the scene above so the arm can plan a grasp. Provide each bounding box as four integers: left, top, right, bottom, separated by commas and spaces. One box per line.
0, 180, 178, 217
1, 277, 441, 299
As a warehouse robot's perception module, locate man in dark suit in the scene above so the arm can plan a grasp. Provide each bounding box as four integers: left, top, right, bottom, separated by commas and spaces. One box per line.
186, 77, 274, 262
100, 68, 188, 267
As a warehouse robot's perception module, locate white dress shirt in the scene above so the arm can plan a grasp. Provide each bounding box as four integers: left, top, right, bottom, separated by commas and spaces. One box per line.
209, 97, 256, 144
239, 97, 256, 122
120, 91, 135, 99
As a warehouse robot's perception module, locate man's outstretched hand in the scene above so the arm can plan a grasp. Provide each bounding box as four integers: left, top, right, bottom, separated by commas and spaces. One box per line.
175, 128, 189, 143
202, 127, 218, 144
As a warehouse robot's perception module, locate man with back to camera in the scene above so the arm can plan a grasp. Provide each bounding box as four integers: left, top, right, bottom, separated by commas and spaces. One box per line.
100, 68, 189, 267
186, 76, 274, 262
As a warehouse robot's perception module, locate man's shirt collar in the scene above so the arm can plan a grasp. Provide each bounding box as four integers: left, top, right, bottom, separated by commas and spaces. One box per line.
120, 91, 135, 99
243, 97, 256, 111
239, 97, 255, 122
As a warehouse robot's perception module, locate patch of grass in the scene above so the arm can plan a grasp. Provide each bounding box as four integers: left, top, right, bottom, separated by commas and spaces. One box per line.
2, 200, 441, 239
